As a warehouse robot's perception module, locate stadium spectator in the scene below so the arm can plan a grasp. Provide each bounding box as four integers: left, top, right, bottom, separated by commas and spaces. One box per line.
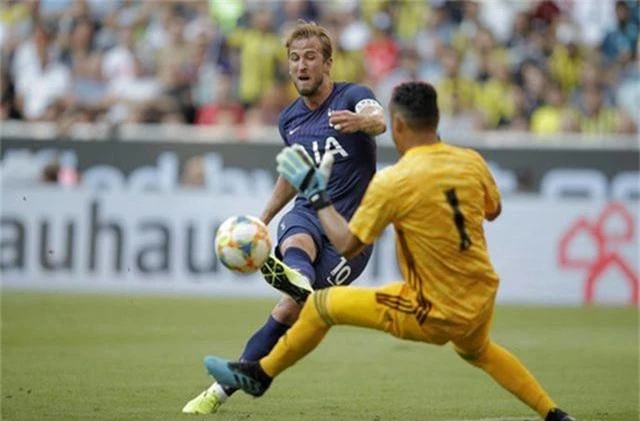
548, 19, 583, 94
244, 80, 290, 127
578, 85, 623, 134
437, 46, 476, 117
0, 67, 18, 119
103, 27, 164, 123
530, 81, 578, 134
363, 11, 399, 83
517, 60, 549, 122
226, 7, 283, 107
12, 20, 72, 121
386, 0, 426, 45
438, 91, 484, 133
476, 57, 513, 128
602, 0, 639, 64
0, 0, 637, 135
101, 25, 136, 89
571, 61, 616, 111
616, 66, 640, 132
194, 72, 244, 126
375, 47, 420, 110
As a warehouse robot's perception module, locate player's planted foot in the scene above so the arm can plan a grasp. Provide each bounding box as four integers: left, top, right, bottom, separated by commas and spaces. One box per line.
545, 409, 577, 421
181, 390, 223, 414
204, 356, 272, 397
260, 255, 312, 304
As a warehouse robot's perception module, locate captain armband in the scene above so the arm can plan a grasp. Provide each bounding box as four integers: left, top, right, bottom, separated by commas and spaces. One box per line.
355, 99, 383, 114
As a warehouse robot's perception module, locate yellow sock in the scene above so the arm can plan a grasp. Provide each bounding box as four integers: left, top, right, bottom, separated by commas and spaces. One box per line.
260, 290, 332, 377
465, 341, 556, 417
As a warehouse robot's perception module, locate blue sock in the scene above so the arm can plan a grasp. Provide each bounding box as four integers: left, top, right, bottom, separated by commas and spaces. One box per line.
239, 315, 291, 361
283, 247, 316, 284
222, 316, 291, 396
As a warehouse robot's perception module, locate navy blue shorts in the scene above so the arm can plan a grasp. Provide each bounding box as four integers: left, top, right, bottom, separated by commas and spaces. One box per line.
276, 207, 373, 290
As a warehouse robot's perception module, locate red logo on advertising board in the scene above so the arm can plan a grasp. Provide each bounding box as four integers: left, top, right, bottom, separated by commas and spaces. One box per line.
558, 202, 638, 305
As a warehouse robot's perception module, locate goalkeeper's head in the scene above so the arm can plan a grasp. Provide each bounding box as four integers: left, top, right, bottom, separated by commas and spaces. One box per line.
389, 82, 440, 155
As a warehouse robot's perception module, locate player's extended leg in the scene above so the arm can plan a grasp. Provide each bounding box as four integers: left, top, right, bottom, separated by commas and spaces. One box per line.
452, 314, 575, 420
260, 233, 318, 304
204, 282, 425, 396
182, 296, 299, 413
183, 235, 317, 413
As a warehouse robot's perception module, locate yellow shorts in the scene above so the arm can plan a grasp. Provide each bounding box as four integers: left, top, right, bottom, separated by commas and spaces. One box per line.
320, 282, 494, 354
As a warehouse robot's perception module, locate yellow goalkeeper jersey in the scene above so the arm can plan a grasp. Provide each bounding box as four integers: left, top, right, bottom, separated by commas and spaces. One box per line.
349, 142, 501, 325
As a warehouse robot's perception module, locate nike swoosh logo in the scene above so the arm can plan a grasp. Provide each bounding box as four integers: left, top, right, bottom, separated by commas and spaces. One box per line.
288, 126, 301, 135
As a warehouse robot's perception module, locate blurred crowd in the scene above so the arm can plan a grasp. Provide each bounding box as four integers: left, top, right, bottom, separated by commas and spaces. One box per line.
0, 0, 638, 136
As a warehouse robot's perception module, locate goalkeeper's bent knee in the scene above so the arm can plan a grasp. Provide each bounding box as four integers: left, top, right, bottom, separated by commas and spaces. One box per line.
455, 343, 490, 368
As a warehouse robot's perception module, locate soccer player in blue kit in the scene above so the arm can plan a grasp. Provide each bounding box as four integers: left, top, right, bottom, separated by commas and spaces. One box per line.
182, 20, 386, 414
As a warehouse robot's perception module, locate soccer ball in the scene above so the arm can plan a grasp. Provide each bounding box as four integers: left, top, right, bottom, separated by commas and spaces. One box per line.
215, 215, 271, 274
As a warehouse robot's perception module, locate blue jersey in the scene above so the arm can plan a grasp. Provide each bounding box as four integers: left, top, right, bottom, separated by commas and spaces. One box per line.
278, 82, 378, 219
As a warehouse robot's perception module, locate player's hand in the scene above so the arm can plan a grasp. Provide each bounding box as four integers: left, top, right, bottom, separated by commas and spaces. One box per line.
328, 110, 362, 133
276, 145, 335, 210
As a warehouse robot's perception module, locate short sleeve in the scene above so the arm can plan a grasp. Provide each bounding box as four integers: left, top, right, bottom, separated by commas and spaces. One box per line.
471, 151, 501, 217
348, 168, 396, 244
344, 84, 382, 113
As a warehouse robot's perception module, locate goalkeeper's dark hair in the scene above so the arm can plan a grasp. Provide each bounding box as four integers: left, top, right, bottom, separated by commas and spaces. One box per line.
391, 82, 439, 131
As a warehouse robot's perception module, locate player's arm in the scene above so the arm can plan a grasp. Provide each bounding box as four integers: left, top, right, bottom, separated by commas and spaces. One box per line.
318, 171, 394, 258
473, 151, 502, 222
482, 167, 502, 222
316, 206, 366, 259
486, 203, 501, 221
356, 103, 386, 136
329, 86, 386, 136
272, 145, 366, 256
260, 175, 297, 225
275, 146, 394, 258
329, 102, 386, 136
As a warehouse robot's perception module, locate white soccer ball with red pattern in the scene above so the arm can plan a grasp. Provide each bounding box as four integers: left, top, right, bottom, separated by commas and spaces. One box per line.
215, 215, 271, 274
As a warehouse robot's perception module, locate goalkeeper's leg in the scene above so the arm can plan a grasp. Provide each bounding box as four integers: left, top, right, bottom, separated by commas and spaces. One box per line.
453, 313, 574, 420
261, 282, 416, 377
204, 282, 419, 396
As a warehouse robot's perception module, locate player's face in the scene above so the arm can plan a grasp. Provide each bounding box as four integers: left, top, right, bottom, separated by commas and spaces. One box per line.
288, 37, 332, 97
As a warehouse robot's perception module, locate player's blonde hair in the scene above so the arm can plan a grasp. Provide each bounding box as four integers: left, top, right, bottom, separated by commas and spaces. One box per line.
284, 20, 333, 62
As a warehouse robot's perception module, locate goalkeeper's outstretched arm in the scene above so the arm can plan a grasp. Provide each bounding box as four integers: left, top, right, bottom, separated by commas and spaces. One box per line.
316, 206, 366, 260
260, 175, 298, 225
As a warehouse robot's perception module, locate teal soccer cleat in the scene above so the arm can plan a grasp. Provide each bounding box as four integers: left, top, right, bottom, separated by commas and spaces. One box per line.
204, 356, 272, 397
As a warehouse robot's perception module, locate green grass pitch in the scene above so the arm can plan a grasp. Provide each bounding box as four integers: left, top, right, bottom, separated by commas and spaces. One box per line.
1, 292, 638, 421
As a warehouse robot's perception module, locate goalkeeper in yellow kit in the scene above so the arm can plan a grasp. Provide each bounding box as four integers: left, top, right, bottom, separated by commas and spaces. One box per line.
204, 81, 576, 421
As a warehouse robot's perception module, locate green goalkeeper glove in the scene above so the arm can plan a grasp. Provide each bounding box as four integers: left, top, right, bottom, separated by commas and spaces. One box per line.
276, 144, 335, 210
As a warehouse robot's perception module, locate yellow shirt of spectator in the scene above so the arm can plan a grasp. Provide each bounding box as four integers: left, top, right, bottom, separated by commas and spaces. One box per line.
476, 79, 512, 128
349, 142, 501, 327
228, 28, 284, 104
549, 45, 583, 93
531, 106, 563, 134
438, 77, 477, 115
580, 108, 619, 134
331, 49, 365, 85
